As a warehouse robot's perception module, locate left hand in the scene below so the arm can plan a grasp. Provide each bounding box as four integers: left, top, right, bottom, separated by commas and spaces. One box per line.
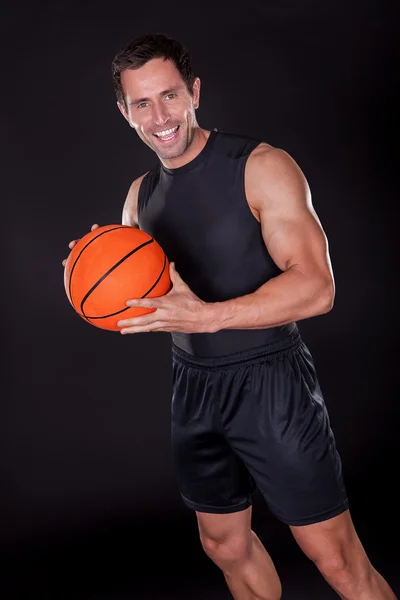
117, 262, 213, 334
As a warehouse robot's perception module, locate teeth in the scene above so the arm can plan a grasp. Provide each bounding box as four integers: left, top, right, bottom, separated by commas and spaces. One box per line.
155, 126, 178, 137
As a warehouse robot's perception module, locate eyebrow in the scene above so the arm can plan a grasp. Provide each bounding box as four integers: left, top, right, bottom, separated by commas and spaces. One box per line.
129, 87, 183, 106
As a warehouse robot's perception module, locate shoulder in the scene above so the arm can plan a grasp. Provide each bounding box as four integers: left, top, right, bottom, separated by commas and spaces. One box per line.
246, 143, 311, 211
126, 170, 150, 197
122, 171, 150, 226
212, 129, 265, 158
247, 143, 304, 179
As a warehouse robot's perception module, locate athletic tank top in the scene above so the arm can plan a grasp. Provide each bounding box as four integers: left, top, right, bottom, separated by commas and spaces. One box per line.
137, 128, 298, 357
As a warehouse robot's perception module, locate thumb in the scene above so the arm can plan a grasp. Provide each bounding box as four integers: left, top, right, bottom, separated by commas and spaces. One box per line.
169, 262, 181, 282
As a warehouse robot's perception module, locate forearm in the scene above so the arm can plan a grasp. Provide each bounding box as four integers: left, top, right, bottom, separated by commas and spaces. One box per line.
206, 267, 334, 332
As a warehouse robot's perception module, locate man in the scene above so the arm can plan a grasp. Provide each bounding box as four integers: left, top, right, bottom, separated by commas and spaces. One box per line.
64, 33, 397, 599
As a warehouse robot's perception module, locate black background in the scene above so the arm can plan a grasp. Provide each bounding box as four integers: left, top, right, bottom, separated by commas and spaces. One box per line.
3, 0, 399, 598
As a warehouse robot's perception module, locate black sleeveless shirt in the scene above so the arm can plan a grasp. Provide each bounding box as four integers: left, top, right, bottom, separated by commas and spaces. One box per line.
137, 129, 298, 357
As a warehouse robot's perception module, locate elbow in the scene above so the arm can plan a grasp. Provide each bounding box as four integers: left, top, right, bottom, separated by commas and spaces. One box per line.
316, 279, 335, 315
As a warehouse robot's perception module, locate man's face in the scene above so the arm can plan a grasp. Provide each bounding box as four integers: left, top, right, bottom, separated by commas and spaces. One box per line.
118, 58, 200, 161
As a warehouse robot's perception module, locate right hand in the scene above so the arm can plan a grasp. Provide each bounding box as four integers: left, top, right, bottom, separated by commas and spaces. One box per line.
62, 223, 99, 267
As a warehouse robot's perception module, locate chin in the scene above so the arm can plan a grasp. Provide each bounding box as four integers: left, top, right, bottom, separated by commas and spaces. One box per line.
157, 141, 188, 160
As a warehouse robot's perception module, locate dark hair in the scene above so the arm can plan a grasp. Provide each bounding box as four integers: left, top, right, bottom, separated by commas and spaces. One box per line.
111, 33, 196, 108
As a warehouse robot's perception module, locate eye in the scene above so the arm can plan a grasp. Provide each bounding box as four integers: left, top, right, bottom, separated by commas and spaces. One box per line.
165, 93, 177, 100
137, 102, 149, 109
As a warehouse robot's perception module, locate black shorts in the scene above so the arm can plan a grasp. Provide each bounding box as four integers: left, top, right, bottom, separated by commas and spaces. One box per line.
171, 330, 349, 526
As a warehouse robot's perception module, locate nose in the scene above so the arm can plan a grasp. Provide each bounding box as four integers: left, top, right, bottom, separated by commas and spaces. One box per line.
153, 102, 170, 127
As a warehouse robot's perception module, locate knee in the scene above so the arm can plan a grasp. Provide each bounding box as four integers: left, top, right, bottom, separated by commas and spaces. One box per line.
314, 552, 369, 591
199, 529, 251, 568
316, 553, 351, 585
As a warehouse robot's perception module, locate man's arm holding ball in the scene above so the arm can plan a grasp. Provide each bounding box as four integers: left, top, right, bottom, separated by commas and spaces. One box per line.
61, 171, 207, 334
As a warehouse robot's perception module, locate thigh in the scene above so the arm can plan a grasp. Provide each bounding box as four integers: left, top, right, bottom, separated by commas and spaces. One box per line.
223, 342, 349, 526
196, 505, 253, 543
171, 357, 256, 514
290, 509, 367, 565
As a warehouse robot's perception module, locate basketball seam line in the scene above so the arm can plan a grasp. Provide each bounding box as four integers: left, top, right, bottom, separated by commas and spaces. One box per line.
80, 238, 155, 317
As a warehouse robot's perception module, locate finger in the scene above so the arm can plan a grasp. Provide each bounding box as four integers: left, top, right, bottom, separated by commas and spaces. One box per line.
117, 313, 157, 328
62, 259, 66, 267
119, 326, 148, 334
125, 298, 161, 309
119, 322, 166, 334
68, 224, 98, 249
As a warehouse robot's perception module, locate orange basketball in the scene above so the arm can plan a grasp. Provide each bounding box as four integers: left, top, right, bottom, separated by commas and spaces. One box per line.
63, 225, 171, 331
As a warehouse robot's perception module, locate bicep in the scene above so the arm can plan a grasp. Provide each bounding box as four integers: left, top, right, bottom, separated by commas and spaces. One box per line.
249, 149, 332, 278
262, 204, 331, 277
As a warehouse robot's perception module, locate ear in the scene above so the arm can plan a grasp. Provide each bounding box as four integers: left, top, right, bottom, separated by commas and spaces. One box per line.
117, 102, 133, 127
193, 77, 201, 110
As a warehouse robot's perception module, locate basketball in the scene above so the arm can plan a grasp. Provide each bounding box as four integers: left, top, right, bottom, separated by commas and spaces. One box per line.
63, 224, 171, 331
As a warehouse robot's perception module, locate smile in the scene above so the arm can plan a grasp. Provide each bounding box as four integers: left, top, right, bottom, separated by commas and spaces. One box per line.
153, 125, 179, 141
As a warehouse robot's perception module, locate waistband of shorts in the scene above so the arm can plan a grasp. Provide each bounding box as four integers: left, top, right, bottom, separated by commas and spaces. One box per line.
172, 328, 302, 369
